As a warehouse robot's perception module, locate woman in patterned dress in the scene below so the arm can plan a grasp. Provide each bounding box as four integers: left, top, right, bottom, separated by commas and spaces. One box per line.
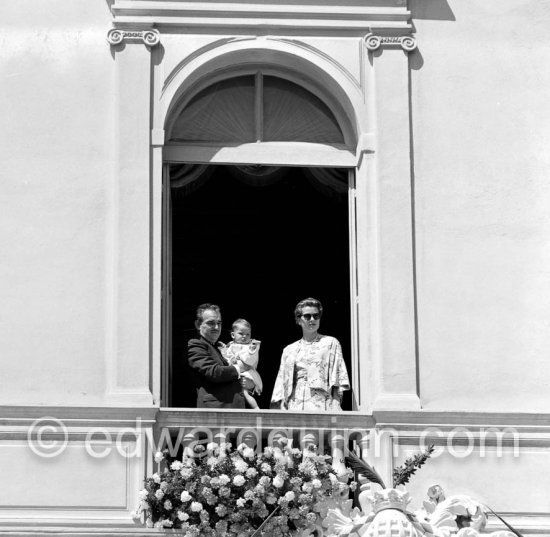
270, 297, 350, 411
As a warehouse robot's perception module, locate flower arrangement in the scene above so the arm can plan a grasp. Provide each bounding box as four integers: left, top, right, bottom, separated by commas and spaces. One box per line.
137, 441, 344, 537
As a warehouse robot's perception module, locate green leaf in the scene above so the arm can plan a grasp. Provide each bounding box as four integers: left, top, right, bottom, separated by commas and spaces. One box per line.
344, 450, 386, 489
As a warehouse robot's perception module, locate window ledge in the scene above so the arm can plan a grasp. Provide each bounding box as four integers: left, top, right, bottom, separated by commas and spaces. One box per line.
157, 407, 374, 431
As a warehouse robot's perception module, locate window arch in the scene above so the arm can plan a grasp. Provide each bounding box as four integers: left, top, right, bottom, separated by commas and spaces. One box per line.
168, 73, 345, 145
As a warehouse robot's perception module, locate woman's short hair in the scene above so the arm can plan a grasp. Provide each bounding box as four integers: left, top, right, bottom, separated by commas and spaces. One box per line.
232, 318, 251, 331
294, 297, 323, 322
195, 303, 221, 329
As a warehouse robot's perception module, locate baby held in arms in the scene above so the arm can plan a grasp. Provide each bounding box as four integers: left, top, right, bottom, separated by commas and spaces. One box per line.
219, 319, 263, 409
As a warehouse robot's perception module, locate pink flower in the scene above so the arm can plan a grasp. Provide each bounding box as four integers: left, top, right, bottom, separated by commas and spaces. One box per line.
215, 505, 228, 517
219, 486, 231, 497
215, 521, 228, 533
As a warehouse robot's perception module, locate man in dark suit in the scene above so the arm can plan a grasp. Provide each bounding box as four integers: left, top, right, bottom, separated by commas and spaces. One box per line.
187, 303, 247, 408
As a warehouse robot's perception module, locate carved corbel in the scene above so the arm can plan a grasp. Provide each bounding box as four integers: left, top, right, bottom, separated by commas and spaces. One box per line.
107, 28, 161, 47
364, 32, 417, 53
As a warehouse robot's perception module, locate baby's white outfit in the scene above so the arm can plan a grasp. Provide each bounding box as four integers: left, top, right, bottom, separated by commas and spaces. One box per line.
221, 342, 263, 395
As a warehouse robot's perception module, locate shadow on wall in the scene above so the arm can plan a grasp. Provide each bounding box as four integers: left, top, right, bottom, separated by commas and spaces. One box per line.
409, 0, 456, 21
408, 0, 455, 71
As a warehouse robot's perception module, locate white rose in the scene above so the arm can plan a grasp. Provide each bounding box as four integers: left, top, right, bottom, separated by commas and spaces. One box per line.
285, 491, 295, 501
177, 511, 189, 521
233, 459, 248, 473
190, 501, 203, 512
180, 468, 193, 479
233, 475, 246, 486
180, 490, 192, 502
312, 479, 322, 489
164, 500, 172, 510
273, 475, 284, 488
170, 460, 183, 471
138, 489, 149, 500
154, 452, 164, 463
152, 473, 161, 484
155, 489, 164, 500
246, 468, 258, 478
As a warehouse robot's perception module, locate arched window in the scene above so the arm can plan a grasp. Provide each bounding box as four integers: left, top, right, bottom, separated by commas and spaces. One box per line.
169, 74, 345, 145
162, 71, 358, 411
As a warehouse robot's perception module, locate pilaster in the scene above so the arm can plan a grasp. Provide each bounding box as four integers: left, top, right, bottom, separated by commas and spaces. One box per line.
106, 30, 160, 404
359, 34, 421, 411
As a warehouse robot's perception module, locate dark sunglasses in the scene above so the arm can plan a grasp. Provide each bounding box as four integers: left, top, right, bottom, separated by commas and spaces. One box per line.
301, 313, 320, 321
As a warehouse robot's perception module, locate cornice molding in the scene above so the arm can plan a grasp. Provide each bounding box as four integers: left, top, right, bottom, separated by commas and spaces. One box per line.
109, 1, 412, 32
107, 27, 161, 47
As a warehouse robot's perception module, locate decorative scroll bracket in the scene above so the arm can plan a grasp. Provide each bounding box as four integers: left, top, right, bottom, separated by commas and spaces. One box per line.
107, 28, 161, 47
364, 32, 417, 53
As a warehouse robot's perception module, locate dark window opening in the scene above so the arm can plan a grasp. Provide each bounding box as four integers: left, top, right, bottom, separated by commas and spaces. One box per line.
168, 165, 352, 410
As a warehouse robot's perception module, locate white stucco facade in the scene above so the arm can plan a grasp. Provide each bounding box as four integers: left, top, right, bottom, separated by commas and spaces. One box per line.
1, 0, 549, 535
